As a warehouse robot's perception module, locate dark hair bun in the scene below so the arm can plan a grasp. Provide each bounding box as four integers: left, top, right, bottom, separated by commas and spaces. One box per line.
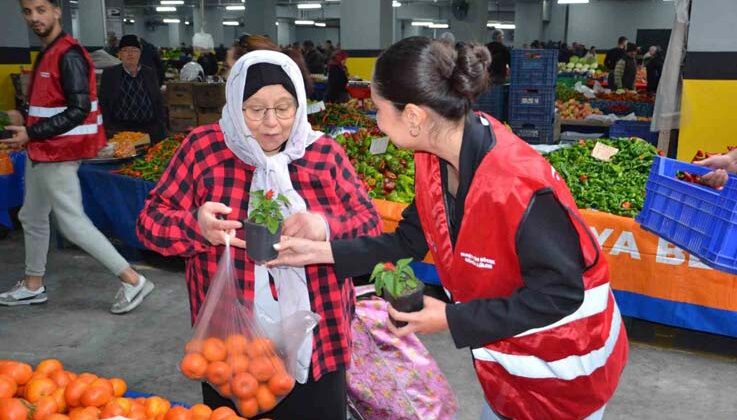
451, 43, 491, 102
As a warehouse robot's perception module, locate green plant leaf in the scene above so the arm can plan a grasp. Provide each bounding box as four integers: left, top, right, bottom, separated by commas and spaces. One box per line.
266, 218, 279, 235
369, 262, 384, 282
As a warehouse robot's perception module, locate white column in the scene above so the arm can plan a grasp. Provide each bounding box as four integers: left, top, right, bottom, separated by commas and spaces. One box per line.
78, 0, 107, 48
340, 0, 393, 50
449, 0, 487, 43
169, 21, 181, 49
245, 0, 277, 41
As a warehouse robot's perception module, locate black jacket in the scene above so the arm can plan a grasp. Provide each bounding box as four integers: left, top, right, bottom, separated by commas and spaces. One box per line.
26, 33, 92, 141
485, 41, 510, 81
325, 65, 349, 103
304, 49, 325, 74
604, 47, 625, 70
99, 64, 168, 142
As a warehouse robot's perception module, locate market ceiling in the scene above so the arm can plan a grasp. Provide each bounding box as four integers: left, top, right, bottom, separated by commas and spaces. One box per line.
120, 0, 519, 7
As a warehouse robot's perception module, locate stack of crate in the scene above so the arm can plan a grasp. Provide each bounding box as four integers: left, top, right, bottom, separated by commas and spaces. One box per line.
166, 82, 196, 133
193, 83, 226, 126
508, 49, 559, 144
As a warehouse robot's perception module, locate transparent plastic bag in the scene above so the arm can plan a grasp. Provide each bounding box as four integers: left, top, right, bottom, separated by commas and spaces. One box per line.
179, 239, 319, 417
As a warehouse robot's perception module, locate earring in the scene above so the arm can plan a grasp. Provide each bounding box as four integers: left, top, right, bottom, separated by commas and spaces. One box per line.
409, 125, 421, 138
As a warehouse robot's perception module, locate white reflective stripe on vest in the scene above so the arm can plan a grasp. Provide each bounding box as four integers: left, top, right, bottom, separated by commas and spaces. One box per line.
58, 114, 103, 137
471, 304, 622, 380
28, 100, 99, 118
515, 283, 611, 338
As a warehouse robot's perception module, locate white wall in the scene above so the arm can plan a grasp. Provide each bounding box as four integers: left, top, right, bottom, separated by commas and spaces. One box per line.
688, 0, 737, 52
294, 27, 340, 46
277, 20, 294, 47
514, 1, 543, 47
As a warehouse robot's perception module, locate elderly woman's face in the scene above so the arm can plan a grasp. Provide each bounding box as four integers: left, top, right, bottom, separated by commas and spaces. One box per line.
242, 85, 297, 156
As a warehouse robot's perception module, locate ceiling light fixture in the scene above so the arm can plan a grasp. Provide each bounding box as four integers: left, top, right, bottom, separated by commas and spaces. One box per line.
411, 21, 433, 27
557, 0, 589, 4
487, 22, 516, 29
392, 1, 401, 7
160, 1, 184, 5
226, 5, 245, 10
163, 18, 181, 23
315, 22, 327, 27
156, 6, 177, 12
223, 21, 240, 26
294, 19, 315, 25
429, 23, 449, 29
297, 3, 322, 9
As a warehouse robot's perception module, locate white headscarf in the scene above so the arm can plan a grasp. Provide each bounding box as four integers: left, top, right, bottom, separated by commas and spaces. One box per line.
220, 50, 323, 384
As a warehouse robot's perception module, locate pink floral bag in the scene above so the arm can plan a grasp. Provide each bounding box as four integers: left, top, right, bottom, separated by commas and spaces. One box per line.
348, 286, 459, 420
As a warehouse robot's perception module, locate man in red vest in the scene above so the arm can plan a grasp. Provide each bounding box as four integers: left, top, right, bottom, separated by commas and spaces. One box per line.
0, 0, 154, 313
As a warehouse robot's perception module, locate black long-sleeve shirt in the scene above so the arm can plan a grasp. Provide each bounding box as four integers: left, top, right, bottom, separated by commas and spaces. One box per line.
333, 114, 585, 349
27, 32, 91, 141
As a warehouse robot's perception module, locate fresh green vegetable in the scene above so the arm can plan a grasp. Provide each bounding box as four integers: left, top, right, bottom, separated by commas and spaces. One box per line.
545, 138, 660, 217
308, 103, 377, 130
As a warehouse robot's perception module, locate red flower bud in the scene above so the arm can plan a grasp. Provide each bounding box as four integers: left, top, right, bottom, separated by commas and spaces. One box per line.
265, 190, 274, 200
383, 262, 395, 271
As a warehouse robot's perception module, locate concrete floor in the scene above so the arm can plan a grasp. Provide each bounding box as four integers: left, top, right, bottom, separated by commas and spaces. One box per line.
1, 229, 737, 419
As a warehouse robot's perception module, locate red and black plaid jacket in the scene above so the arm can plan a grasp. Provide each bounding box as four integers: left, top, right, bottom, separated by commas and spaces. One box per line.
136, 124, 382, 380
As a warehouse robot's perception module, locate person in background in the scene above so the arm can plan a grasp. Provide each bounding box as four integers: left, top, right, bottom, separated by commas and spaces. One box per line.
695, 148, 737, 189
197, 49, 219, 77
215, 43, 227, 62
605, 36, 628, 89
584, 46, 597, 62
614, 43, 638, 91
645, 46, 665, 93
324, 39, 336, 57
140, 38, 164, 86
291, 41, 301, 52
530, 40, 541, 49
642, 45, 658, 67
137, 50, 381, 419
268, 36, 628, 420
303, 40, 325, 75
0, 0, 153, 313
438, 31, 456, 45
558, 43, 572, 63
325, 50, 350, 103
99, 35, 168, 143
105, 31, 118, 56
486, 29, 510, 85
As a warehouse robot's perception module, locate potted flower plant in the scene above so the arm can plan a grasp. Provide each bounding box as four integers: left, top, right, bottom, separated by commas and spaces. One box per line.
244, 189, 289, 262
369, 258, 425, 328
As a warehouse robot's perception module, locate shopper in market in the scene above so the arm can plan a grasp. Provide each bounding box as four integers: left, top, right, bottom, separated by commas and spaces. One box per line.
99, 34, 168, 143
605, 36, 628, 88
302, 40, 325, 75
268, 36, 629, 420
695, 148, 737, 189
614, 42, 639, 91
645, 46, 665, 93
136, 50, 381, 419
324, 50, 350, 103
485, 29, 510, 85
0, 0, 153, 313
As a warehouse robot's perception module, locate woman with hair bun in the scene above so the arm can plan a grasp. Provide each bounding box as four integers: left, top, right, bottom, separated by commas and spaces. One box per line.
269, 36, 628, 420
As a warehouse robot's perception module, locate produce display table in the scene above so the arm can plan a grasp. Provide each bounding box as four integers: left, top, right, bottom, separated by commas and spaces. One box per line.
560, 119, 613, 128
0, 152, 26, 229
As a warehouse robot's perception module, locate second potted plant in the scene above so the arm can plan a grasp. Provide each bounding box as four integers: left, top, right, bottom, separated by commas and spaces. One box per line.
244, 189, 289, 263
369, 258, 425, 328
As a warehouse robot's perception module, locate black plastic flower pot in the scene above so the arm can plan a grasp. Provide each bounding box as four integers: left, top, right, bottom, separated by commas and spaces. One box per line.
384, 281, 425, 328
244, 220, 281, 263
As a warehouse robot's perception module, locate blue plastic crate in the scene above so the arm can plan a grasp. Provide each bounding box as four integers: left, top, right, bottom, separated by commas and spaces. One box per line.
473, 85, 508, 121
508, 86, 556, 122
509, 119, 556, 145
609, 120, 658, 146
511, 49, 558, 87
636, 156, 737, 275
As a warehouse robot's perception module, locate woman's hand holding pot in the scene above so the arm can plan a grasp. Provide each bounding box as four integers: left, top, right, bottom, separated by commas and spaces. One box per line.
197, 202, 246, 248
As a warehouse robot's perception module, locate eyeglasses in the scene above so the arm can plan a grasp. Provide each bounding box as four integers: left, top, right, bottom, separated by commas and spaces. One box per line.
242, 103, 297, 121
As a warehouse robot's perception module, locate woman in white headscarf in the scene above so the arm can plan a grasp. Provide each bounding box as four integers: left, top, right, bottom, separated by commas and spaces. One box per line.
137, 50, 381, 419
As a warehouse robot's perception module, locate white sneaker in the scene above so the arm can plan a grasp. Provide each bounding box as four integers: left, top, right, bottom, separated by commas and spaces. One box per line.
110, 276, 155, 314
0, 281, 48, 306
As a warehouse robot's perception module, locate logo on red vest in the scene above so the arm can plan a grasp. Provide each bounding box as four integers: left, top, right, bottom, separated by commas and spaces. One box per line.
40, 72, 51, 78
460, 252, 496, 270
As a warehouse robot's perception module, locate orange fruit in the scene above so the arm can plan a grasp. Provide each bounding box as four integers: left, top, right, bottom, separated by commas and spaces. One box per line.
114, 397, 132, 416
0, 363, 33, 386
209, 407, 236, 420
267, 372, 294, 397
66, 374, 77, 383
35, 360, 63, 377
202, 338, 227, 363
0, 398, 30, 420
68, 406, 98, 420
52, 388, 67, 414
223, 416, 245, 420
64, 381, 88, 408
32, 396, 59, 420
80, 384, 112, 408
108, 379, 126, 398
247, 357, 275, 382
255, 385, 277, 412
75, 375, 96, 386
163, 406, 191, 420
49, 371, 71, 389
217, 382, 232, 398
245, 338, 274, 359
128, 403, 147, 420
189, 404, 211, 420
205, 362, 231, 386
180, 354, 208, 380
184, 340, 203, 355
45, 415, 70, 420
0, 376, 17, 399
236, 398, 258, 418
88, 379, 113, 397
227, 356, 249, 375
144, 396, 170, 420
25, 377, 57, 403
100, 400, 126, 419
230, 373, 258, 399
224, 335, 249, 357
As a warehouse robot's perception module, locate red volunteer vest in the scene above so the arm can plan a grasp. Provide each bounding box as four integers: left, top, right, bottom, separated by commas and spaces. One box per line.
26, 33, 106, 162
414, 114, 628, 420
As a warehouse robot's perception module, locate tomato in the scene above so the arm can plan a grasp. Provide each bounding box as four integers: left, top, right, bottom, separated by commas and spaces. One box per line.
79, 385, 112, 408
189, 404, 211, 420
34, 361, 63, 377
0, 398, 30, 420
180, 354, 208, 380
230, 373, 258, 399
209, 407, 236, 420
64, 381, 88, 408
163, 406, 191, 420
25, 378, 56, 403
202, 338, 227, 363
267, 372, 294, 397
108, 379, 126, 399
205, 362, 231, 386
255, 385, 277, 412
0, 376, 17, 399
32, 396, 58, 420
